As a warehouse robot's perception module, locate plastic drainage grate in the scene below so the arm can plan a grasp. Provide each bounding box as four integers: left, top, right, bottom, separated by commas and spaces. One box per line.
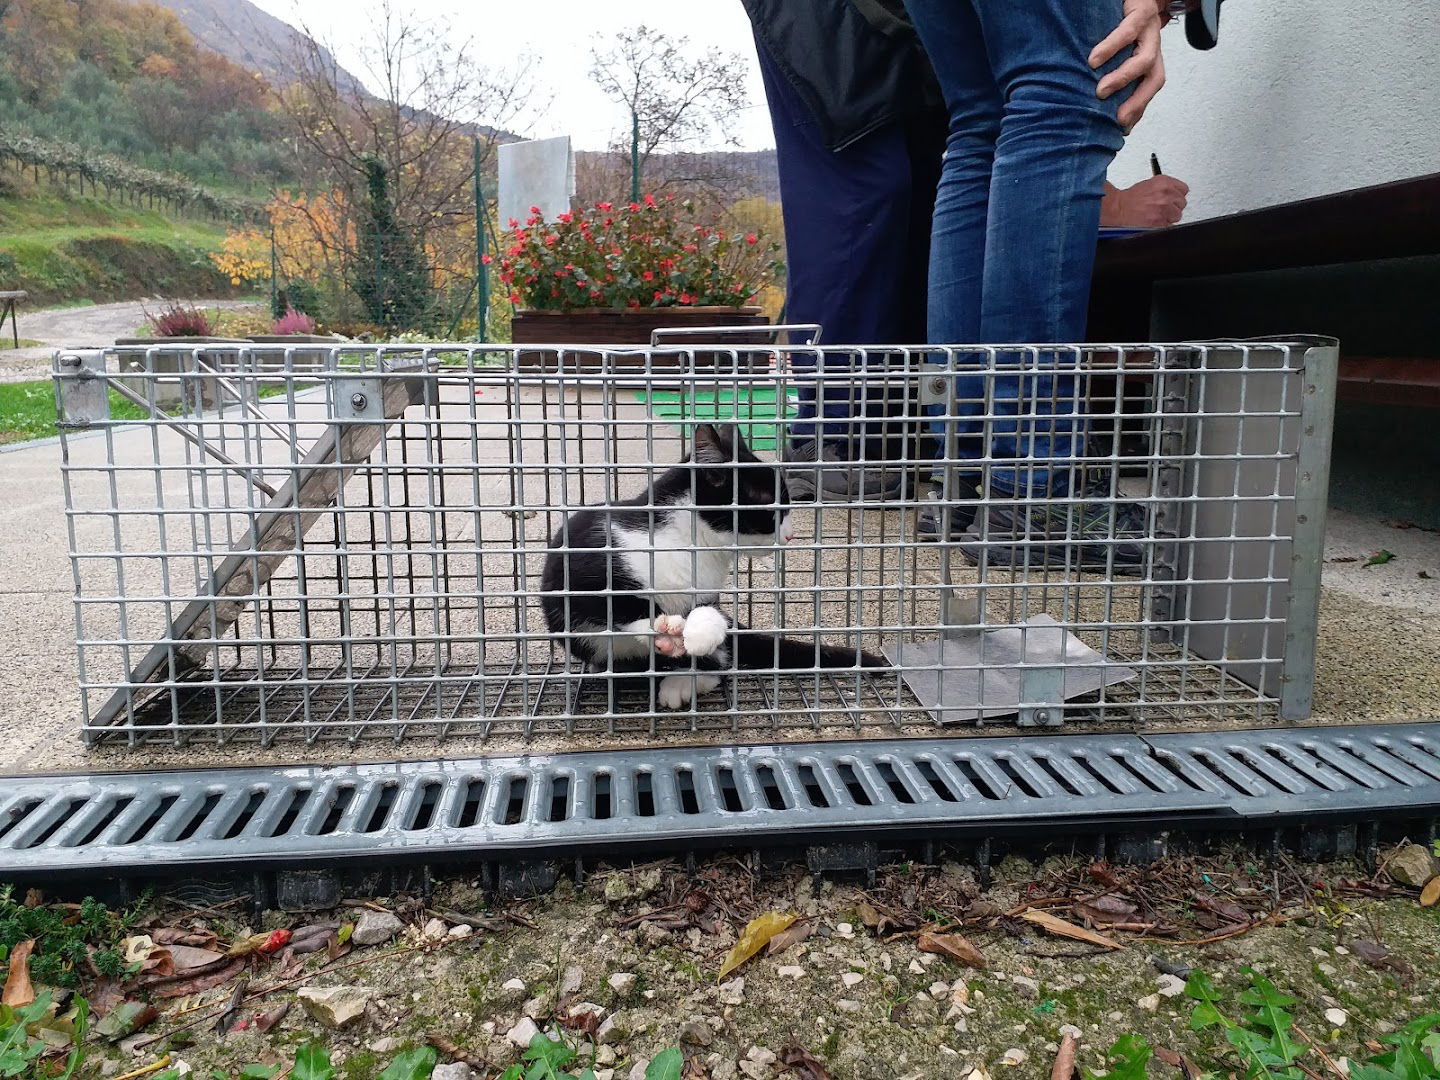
2, 725, 1438, 878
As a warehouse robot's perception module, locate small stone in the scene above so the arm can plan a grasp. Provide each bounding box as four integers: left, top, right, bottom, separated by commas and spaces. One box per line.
1384, 843, 1437, 887
1137, 994, 1161, 1013
738, 1063, 767, 1080
836, 999, 861, 1013
1334, 945, 1350, 955
712, 1060, 738, 1080
502, 978, 526, 992
1059, 1024, 1083, 1040
918, 952, 938, 968
1156, 974, 1186, 998
718, 978, 745, 1005
570, 1001, 606, 1022
1318, 962, 1338, 976
929, 981, 950, 1000
507, 1017, 540, 1047
908, 960, 925, 975
561, 965, 584, 995
607, 972, 637, 995
1001, 1048, 1027, 1067
1326, 1008, 1349, 1027
639, 921, 671, 947
841, 972, 863, 988
422, 917, 448, 940
351, 910, 404, 946
432, 1065, 477, 1080
953, 1017, 968, 1034
680, 1020, 714, 1047
596, 1073, 614, 1080
596, 1045, 617, 1066
1011, 975, 1039, 998
448, 923, 474, 940
100, 1064, 119, 1078
747, 1047, 777, 1066
297, 986, 375, 1029
604, 876, 633, 903
835, 922, 854, 938
1107, 1011, 1124, 1022
522, 995, 551, 1020
368, 1038, 399, 1053
642, 989, 656, 1000
597, 1012, 628, 1043
777, 965, 805, 979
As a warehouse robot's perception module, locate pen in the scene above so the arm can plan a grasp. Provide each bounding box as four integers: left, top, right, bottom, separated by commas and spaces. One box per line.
1150, 153, 1163, 177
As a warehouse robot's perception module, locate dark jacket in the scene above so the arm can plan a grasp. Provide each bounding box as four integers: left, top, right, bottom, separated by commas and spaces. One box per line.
743, 0, 944, 151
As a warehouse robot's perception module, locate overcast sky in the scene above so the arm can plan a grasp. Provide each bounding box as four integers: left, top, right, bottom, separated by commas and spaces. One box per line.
248, 0, 776, 152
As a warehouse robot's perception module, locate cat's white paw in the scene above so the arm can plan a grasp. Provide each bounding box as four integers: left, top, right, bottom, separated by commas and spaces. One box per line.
657, 673, 721, 710
682, 606, 729, 658
654, 614, 687, 657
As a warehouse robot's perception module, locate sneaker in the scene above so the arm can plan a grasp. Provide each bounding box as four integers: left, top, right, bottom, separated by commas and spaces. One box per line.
783, 440, 905, 503
961, 482, 1149, 573
914, 479, 983, 540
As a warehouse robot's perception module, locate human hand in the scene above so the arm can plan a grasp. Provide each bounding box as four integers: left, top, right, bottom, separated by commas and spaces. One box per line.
1090, 0, 1167, 131
1102, 176, 1190, 227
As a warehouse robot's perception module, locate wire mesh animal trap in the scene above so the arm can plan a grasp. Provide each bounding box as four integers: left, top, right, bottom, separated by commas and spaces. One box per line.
52, 336, 1338, 749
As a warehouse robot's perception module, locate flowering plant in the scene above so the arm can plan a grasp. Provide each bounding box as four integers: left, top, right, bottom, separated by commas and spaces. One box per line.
496, 195, 783, 311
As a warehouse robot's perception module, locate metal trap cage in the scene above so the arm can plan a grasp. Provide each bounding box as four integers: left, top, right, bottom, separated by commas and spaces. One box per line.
52, 336, 1337, 749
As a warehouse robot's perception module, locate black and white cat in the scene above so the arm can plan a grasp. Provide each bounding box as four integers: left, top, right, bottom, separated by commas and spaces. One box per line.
540, 423, 885, 710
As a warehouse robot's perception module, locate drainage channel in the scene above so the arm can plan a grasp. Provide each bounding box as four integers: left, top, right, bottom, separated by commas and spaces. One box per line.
3, 726, 1439, 889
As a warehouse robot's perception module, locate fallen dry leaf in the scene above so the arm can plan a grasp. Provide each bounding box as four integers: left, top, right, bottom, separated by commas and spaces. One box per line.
151, 929, 221, 950
1051, 1030, 1079, 1080
718, 912, 797, 979
146, 958, 247, 999
1073, 893, 1139, 925
780, 1046, 835, 1079
1420, 876, 1440, 908
917, 931, 987, 969
88, 978, 126, 1018
214, 977, 250, 1037
1351, 939, 1412, 976
1021, 909, 1125, 950
94, 1001, 159, 1042
167, 945, 225, 972
2, 939, 35, 1007
765, 919, 813, 957
253, 1002, 290, 1035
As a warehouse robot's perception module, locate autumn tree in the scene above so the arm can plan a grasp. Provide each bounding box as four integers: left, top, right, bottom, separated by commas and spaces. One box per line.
588, 25, 750, 201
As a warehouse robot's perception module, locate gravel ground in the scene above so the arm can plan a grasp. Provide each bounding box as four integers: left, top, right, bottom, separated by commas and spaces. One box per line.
80, 854, 1440, 1080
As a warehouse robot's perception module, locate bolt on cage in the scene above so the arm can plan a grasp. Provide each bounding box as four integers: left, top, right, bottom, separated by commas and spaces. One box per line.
52, 336, 1338, 749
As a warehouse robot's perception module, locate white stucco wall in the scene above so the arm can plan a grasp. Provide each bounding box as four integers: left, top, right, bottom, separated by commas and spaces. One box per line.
1109, 2, 1440, 221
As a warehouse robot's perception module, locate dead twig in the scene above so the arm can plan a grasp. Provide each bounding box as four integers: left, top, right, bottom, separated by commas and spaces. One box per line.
427, 1032, 487, 1069
1294, 1024, 1353, 1077
112, 1057, 173, 1080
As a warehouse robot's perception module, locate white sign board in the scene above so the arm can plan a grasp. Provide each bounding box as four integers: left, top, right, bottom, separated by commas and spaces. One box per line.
498, 136, 576, 227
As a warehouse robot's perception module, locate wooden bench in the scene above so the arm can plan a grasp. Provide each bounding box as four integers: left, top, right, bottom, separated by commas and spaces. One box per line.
0, 290, 25, 349
1089, 173, 1440, 407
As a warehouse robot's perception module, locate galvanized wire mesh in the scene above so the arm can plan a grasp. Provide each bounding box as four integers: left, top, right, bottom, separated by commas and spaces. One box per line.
53, 338, 1337, 747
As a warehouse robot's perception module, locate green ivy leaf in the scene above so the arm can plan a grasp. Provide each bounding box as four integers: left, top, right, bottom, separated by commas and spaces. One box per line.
292, 1042, 336, 1080
376, 1047, 436, 1080
1082, 1034, 1152, 1080
645, 1048, 684, 1080
497, 1068, 523, 1080
523, 1032, 577, 1080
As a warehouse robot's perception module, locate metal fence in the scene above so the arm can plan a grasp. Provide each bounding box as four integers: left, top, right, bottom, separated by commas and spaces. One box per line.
52, 337, 1338, 749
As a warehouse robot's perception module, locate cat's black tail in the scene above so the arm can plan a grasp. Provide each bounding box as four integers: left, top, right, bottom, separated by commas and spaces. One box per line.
731, 627, 889, 671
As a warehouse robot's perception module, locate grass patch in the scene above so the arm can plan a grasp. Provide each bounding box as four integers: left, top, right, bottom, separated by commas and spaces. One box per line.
0, 187, 234, 307
0, 378, 292, 444
0, 338, 44, 349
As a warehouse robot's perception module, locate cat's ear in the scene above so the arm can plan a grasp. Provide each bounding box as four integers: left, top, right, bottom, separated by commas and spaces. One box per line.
691, 423, 732, 466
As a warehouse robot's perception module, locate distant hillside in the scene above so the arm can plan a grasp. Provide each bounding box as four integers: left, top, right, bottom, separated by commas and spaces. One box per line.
132, 0, 368, 95
575, 148, 780, 204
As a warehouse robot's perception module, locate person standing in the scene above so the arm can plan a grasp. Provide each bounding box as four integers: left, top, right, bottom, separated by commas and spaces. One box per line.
902, 0, 1172, 569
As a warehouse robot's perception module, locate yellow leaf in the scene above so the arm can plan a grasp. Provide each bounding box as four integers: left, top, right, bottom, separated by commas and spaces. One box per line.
1421, 875, 1440, 908
1020, 909, 1125, 951
718, 912, 796, 980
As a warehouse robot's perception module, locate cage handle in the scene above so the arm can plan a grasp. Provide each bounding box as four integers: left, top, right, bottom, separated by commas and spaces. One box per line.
649, 323, 823, 347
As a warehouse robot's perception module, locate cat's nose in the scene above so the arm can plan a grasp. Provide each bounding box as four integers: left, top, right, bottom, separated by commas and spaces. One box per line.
780, 522, 795, 544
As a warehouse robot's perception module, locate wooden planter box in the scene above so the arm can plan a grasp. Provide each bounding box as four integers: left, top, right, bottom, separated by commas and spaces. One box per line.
509, 306, 770, 372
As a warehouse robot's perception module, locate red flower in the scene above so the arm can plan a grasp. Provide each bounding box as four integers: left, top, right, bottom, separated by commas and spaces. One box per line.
642, 271, 654, 282
529, 205, 541, 215
653, 290, 664, 302
628, 202, 641, 212
598, 202, 613, 211
480, 254, 493, 265
643, 193, 657, 207
746, 234, 758, 245
679, 293, 695, 305
557, 212, 573, 224
507, 218, 520, 229
508, 291, 521, 304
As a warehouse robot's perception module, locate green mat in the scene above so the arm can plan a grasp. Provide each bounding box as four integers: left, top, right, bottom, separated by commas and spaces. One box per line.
638, 386, 798, 453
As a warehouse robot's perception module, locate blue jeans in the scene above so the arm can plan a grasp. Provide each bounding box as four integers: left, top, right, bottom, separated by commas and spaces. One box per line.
903, 0, 1128, 494
754, 40, 941, 463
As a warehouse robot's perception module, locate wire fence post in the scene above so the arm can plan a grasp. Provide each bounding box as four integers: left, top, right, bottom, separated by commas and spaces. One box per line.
475, 137, 489, 343
630, 109, 641, 203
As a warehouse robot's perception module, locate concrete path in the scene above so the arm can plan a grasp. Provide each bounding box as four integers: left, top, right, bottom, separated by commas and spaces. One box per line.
0, 298, 261, 381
